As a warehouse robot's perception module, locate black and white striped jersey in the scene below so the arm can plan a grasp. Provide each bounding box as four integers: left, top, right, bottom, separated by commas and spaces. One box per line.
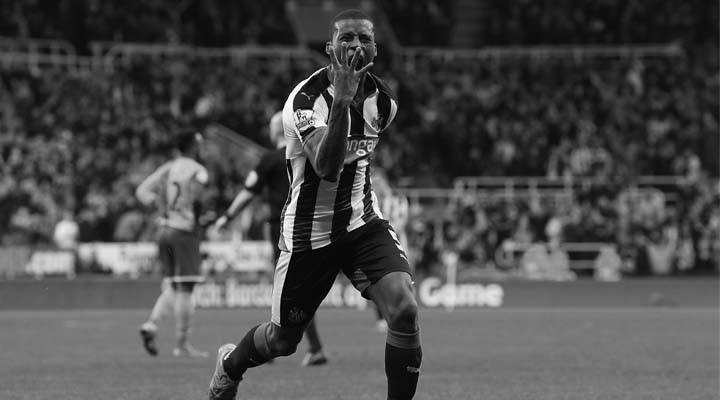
279, 67, 399, 252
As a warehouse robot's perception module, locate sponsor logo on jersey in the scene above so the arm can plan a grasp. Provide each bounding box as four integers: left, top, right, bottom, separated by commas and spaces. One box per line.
346, 137, 378, 157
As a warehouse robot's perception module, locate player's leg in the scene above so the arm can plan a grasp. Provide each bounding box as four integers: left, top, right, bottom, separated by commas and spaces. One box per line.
171, 281, 207, 357
171, 229, 207, 357
300, 317, 328, 366
366, 271, 422, 400
139, 230, 175, 356
224, 249, 338, 370
209, 247, 340, 398
224, 320, 305, 375
343, 220, 422, 400
373, 302, 388, 333
268, 220, 327, 367
147, 278, 174, 326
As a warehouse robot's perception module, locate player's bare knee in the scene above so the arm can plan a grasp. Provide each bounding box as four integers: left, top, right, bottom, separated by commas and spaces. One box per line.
371, 272, 418, 331
386, 297, 419, 332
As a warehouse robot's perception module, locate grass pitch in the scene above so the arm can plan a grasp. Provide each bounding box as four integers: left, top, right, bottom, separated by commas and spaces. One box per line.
0, 307, 717, 400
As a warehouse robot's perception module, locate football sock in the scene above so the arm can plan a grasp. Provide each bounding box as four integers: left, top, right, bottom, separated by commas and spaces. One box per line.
304, 318, 323, 353
174, 290, 193, 348
148, 285, 174, 325
385, 329, 422, 400
223, 322, 273, 381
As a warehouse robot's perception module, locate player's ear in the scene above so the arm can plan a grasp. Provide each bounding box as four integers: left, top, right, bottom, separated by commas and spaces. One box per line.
325, 42, 332, 55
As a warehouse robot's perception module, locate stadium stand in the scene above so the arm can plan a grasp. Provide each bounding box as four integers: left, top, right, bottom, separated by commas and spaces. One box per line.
3, 1, 715, 48
0, 0, 717, 279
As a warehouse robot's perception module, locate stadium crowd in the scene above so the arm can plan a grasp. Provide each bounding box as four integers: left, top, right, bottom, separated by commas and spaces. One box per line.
475, 0, 715, 46
0, 53, 318, 244
0, 0, 718, 277
393, 54, 718, 183
2, 0, 715, 48
1, 0, 294, 48
409, 176, 719, 279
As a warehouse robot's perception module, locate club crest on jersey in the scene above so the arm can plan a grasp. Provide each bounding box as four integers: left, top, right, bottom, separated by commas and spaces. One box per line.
294, 109, 315, 132
287, 306, 307, 324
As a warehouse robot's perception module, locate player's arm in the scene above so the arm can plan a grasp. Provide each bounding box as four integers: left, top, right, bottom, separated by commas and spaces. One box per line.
213, 166, 265, 230
135, 164, 169, 206
299, 43, 373, 182
214, 189, 255, 230
188, 167, 210, 227
301, 105, 349, 182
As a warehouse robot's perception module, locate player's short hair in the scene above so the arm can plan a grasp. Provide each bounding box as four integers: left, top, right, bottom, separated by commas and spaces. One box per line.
328, 9, 374, 39
175, 131, 202, 154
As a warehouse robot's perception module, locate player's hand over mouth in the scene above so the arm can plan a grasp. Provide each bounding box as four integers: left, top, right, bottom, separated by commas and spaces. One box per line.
329, 42, 373, 105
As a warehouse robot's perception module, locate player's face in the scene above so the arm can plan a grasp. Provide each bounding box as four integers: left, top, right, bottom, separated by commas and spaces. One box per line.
329, 19, 376, 71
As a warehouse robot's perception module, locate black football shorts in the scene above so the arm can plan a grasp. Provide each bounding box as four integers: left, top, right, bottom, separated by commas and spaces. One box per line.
271, 218, 411, 327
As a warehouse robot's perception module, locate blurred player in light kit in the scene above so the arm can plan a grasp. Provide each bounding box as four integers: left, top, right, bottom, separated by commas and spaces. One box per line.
136, 131, 209, 358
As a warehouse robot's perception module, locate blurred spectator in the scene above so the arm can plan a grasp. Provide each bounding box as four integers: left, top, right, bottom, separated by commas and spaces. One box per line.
520, 217, 576, 281
53, 210, 79, 250
645, 222, 679, 275
594, 245, 622, 281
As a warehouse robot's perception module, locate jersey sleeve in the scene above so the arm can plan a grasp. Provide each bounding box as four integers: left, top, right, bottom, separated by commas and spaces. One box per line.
284, 90, 330, 145
136, 162, 171, 205
373, 75, 399, 132
383, 97, 399, 131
